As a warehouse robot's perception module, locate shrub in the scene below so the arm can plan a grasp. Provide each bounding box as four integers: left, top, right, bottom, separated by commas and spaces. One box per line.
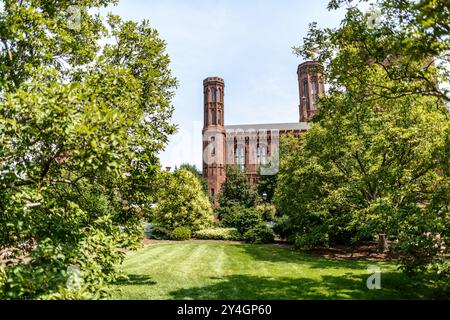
217, 202, 243, 221
154, 169, 214, 232
243, 223, 275, 244
218, 166, 258, 208
0, 226, 126, 300
273, 215, 293, 240
171, 227, 191, 241
256, 204, 277, 221
293, 225, 330, 249
143, 223, 153, 238
194, 228, 241, 241
221, 205, 263, 235
146, 224, 170, 240
233, 208, 263, 235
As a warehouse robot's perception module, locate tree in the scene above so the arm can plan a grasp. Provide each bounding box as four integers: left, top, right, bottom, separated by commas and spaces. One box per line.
0, 0, 111, 91
0, 0, 177, 299
218, 166, 259, 210
177, 163, 208, 196
256, 165, 278, 203
153, 169, 214, 234
300, 0, 450, 103
276, 95, 449, 247
277, 0, 450, 289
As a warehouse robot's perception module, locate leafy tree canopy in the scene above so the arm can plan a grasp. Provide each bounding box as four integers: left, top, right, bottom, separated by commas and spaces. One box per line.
0, 0, 177, 299
218, 166, 259, 209
275, 0, 450, 290
152, 169, 214, 233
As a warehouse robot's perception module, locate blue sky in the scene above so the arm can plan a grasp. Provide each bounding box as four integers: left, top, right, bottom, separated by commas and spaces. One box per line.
105, 0, 347, 170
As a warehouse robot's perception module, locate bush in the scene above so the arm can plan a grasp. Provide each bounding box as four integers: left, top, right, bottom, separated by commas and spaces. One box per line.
256, 204, 277, 221
143, 223, 153, 238
293, 225, 330, 249
218, 166, 258, 208
243, 223, 274, 244
221, 205, 263, 235
273, 215, 293, 240
151, 225, 171, 240
234, 208, 263, 235
194, 228, 241, 241
154, 169, 214, 232
171, 227, 191, 241
145, 224, 170, 240
220, 204, 243, 227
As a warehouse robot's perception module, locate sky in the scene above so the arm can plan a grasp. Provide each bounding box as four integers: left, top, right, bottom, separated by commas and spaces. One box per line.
104, 0, 347, 170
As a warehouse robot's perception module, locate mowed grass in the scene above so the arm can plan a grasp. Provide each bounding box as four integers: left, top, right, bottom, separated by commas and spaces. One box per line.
110, 242, 437, 300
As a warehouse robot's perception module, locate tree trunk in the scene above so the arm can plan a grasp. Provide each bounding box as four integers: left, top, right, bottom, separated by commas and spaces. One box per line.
378, 234, 389, 253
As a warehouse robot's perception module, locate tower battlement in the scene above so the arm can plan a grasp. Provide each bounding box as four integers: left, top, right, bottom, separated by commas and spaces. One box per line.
203, 77, 224, 84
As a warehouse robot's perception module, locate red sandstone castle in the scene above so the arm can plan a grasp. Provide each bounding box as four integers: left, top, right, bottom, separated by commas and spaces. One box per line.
202, 61, 325, 202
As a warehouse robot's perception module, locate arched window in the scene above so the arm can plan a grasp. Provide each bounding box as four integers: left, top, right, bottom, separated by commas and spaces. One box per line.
257, 145, 267, 165
211, 108, 216, 125
217, 89, 222, 102
257, 146, 261, 164
211, 88, 216, 102
235, 145, 245, 170
218, 110, 222, 125
311, 78, 318, 110
211, 137, 215, 156
261, 146, 267, 165
303, 80, 310, 111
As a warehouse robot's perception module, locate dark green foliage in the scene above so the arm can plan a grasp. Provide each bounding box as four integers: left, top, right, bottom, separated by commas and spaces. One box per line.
217, 201, 243, 221
256, 165, 278, 203
221, 205, 263, 235
293, 226, 330, 249
218, 166, 258, 209
171, 227, 191, 241
273, 215, 297, 240
283, 0, 450, 290
243, 223, 275, 244
149, 225, 171, 240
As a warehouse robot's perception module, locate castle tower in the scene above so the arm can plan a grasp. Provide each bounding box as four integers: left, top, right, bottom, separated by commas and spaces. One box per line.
298, 61, 325, 122
202, 77, 226, 205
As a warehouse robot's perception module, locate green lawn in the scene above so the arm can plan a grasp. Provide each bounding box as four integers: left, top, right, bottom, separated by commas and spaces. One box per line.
110, 242, 437, 300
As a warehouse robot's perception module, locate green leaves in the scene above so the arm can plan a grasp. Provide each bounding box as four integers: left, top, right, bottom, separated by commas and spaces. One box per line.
219, 166, 259, 209
153, 169, 214, 234
0, 0, 177, 299
298, 0, 450, 103
284, 0, 450, 291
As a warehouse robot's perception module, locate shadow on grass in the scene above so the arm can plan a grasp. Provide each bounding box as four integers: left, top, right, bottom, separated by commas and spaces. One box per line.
113, 274, 157, 286
168, 273, 436, 300
239, 244, 374, 270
